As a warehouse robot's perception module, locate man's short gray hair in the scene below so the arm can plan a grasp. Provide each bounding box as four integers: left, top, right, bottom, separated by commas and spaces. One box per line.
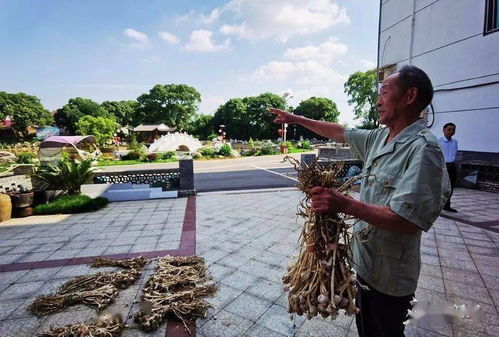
397, 65, 434, 111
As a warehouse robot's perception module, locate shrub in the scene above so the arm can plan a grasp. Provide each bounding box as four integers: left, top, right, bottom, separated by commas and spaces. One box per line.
160, 151, 176, 160
259, 141, 277, 155
199, 147, 216, 158
142, 153, 158, 162
240, 148, 257, 156
16, 151, 36, 164
301, 140, 312, 150
122, 150, 141, 160
34, 158, 94, 195
34, 195, 109, 215
192, 152, 202, 159
279, 141, 292, 148
218, 144, 232, 157
207, 133, 218, 141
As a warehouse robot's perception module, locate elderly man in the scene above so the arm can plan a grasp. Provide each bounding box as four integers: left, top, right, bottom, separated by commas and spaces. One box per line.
270, 65, 450, 337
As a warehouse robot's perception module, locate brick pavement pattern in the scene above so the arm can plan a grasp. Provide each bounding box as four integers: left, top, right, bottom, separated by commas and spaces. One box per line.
0, 187, 498, 336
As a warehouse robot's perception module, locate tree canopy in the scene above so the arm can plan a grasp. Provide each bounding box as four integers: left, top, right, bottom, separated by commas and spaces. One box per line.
212, 93, 285, 140
344, 69, 379, 129
76, 115, 117, 147
55, 97, 110, 134
101, 100, 138, 127
0, 91, 54, 137
136, 84, 201, 130
293, 97, 340, 140
185, 114, 214, 140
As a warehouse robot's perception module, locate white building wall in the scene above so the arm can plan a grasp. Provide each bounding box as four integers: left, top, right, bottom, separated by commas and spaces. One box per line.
378, 0, 499, 154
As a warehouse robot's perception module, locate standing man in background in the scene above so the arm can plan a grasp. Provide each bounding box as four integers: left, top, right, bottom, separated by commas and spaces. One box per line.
438, 123, 458, 212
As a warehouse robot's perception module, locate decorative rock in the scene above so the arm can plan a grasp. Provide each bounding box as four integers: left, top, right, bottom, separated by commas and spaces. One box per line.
0, 151, 16, 164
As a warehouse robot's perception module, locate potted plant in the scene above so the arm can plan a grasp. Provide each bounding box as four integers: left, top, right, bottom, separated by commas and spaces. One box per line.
280, 141, 290, 154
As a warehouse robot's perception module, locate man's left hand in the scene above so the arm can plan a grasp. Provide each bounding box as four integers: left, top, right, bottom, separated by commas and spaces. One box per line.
310, 186, 351, 214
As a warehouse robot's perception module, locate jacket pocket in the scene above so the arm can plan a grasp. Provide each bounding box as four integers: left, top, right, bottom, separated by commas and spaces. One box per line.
372, 172, 401, 205
374, 241, 403, 292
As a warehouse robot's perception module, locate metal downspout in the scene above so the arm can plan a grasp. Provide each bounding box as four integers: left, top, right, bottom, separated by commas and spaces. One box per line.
409, 0, 416, 64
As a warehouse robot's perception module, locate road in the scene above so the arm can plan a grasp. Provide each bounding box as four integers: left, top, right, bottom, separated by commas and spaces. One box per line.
96, 152, 315, 192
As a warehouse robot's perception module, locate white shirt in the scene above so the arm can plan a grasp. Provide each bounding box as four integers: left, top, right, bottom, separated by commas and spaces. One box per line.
438, 137, 458, 163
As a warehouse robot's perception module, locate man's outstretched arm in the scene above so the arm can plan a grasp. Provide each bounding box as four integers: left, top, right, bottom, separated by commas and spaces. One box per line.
269, 108, 346, 143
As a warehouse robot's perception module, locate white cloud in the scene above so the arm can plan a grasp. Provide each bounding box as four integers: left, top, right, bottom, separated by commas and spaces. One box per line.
219, 0, 350, 42
200, 8, 221, 24
123, 28, 149, 49
183, 29, 231, 53
360, 58, 376, 70
283, 38, 348, 64
245, 35, 360, 126
250, 60, 346, 86
158, 31, 179, 44
199, 94, 226, 114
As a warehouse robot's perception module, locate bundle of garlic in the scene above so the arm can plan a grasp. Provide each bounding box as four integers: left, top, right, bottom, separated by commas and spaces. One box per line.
29, 284, 119, 316
134, 255, 217, 333
57, 269, 141, 294
36, 313, 125, 337
282, 157, 359, 320
91, 256, 148, 269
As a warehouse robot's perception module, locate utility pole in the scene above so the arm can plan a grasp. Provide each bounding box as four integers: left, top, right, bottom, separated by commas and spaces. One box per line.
281, 93, 293, 142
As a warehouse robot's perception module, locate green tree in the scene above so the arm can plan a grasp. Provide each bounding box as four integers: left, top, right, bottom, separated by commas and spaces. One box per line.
244, 93, 285, 140
185, 114, 214, 140
212, 98, 249, 140
344, 69, 379, 129
136, 84, 201, 130
101, 100, 138, 127
293, 97, 340, 140
212, 93, 285, 140
55, 97, 109, 134
0, 91, 54, 137
76, 115, 117, 147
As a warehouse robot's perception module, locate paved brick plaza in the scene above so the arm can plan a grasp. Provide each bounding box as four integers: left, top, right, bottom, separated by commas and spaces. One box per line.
0, 188, 498, 336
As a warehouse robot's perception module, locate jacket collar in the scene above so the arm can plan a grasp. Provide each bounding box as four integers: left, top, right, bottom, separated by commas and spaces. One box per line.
366, 119, 426, 168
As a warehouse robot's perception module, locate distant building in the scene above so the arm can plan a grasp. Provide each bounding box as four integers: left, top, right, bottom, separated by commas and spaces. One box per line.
132, 124, 176, 143
377, 0, 499, 191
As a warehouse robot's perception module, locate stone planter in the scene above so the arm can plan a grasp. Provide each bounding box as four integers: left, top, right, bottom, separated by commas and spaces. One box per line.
10, 191, 34, 208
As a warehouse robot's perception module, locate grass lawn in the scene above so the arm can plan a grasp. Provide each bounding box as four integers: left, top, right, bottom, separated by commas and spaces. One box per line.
34, 195, 109, 215
286, 147, 312, 154
96, 158, 179, 166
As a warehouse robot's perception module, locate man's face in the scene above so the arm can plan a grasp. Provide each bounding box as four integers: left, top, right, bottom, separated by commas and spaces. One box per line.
376, 73, 406, 125
443, 125, 456, 139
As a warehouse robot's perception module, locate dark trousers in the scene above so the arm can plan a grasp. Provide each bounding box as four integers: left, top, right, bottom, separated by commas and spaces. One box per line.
355, 276, 414, 337
444, 163, 457, 208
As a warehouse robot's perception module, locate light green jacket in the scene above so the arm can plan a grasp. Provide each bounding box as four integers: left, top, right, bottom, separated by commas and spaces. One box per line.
345, 120, 450, 296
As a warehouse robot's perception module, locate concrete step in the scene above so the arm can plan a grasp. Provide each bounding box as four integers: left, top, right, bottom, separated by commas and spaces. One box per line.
101, 190, 151, 202
82, 183, 177, 202
149, 191, 178, 199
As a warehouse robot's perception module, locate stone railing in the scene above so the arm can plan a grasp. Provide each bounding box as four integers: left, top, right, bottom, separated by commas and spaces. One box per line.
92, 159, 195, 195
301, 154, 363, 178
0, 165, 35, 193
317, 146, 357, 160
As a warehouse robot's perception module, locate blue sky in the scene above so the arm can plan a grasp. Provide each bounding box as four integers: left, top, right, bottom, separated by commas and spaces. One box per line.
0, 0, 379, 126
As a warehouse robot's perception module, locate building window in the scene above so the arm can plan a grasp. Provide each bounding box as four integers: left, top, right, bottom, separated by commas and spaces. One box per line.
485, 0, 498, 34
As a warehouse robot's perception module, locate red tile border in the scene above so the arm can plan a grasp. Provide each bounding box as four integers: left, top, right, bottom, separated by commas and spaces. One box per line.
166, 320, 196, 337
0, 195, 199, 337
